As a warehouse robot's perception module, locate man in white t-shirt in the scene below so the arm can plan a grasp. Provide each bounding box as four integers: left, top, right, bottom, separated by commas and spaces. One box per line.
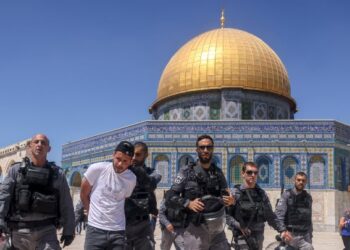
80, 141, 137, 250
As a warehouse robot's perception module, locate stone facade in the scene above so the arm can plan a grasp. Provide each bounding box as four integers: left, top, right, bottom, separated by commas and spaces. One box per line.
62, 120, 350, 231
0, 139, 30, 179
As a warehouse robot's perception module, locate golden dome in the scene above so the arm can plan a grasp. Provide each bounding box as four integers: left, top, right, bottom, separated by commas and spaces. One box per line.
153, 28, 295, 110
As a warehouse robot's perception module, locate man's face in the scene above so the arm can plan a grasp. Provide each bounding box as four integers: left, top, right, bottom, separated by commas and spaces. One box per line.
29, 134, 51, 160
294, 174, 307, 191
132, 146, 148, 166
242, 164, 258, 187
113, 151, 132, 173
196, 138, 214, 164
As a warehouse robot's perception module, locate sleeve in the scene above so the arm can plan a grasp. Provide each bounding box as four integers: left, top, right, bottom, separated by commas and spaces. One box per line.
149, 191, 158, 216
166, 168, 188, 207
264, 191, 286, 232
158, 200, 171, 228
0, 167, 17, 228
59, 172, 75, 236
274, 191, 289, 232
84, 163, 105, 186
225, 188, 241, 230
125, 172, 136, 198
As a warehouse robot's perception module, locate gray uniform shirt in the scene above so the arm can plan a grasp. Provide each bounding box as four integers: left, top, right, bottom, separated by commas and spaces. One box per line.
226, 184, 283, 233
0, 162, 75, 236
275, 187, 313, 234
159, 200, 171, 228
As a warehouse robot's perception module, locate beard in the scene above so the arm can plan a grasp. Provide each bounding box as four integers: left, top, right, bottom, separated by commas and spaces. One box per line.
198, 153, 212, 164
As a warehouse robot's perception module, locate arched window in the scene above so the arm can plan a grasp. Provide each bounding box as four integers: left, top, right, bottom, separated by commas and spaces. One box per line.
212, 155, 221, 168
70, 171, 82, 187
154, 154, 170, 187
281, 156, 298, 188
6, 160, 15, 175
177, 154, 194, 172
309, 155, 325, 187
256, 156, 271, 184
229, 156, 245, 186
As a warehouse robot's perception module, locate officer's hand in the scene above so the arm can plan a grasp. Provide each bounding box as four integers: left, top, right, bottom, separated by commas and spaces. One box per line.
240, 227, 251, 236
281, 231, 293, 242
60, 235, 74, 248
166, 224, 174, 233
223, 190, 235, 206
187, 198, 204, 212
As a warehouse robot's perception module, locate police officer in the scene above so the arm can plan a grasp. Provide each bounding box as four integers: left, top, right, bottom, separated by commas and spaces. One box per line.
159, 191, 185, 250
125, 141, 161, 250
226, 161, 283, 250
275, 172, 314, 250
166, 134, 235, 250
0, 134, 75, 250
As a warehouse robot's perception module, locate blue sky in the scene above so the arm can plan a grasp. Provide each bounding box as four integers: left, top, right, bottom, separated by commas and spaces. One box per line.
0, 0, 349, 163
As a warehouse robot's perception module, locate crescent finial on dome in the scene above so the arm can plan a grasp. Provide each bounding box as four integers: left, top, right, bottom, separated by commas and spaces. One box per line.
220, 9, 225, 28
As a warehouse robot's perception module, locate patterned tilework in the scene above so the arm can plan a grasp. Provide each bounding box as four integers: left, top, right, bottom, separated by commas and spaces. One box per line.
62, 120, 349, 190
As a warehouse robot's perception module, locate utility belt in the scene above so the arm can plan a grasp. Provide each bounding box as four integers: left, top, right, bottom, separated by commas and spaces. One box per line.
8, 218, 56, 230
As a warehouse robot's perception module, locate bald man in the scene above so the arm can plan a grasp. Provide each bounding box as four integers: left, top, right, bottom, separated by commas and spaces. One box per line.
0, 134, 75, 250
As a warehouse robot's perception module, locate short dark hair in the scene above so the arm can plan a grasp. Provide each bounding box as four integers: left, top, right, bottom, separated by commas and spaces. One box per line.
295, 171, 308, 179
134, 141, 148, 154
114, 141, 134, 157
242, 161, 258, 172
196, 134, 214, 147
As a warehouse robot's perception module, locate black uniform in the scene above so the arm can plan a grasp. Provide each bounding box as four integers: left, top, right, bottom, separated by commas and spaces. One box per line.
125, 164, 159, 250
226, 184, 283, 250
0, 158, 75, 250
275, 187, 313, 250
166, 161, 229, 250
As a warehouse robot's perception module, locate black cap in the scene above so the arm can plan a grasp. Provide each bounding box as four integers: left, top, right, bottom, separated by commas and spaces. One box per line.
114, 141, 134, 157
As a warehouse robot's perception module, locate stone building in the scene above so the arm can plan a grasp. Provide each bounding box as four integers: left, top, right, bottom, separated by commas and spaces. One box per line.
0, 139, 30, 180
62, 16, 350, 231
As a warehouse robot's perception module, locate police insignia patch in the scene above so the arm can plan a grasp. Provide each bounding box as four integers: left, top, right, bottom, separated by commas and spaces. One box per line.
174, 175, 184, 184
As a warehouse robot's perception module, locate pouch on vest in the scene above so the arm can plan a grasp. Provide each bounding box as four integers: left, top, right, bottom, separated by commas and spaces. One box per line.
25, 166, 50, 186
31, 192, 57, 214
18, 189, 31, 212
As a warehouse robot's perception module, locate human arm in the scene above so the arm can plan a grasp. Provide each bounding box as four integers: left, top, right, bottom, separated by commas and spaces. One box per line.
159, 200, 173, 232
80, 177, 92, 216
274, 191, 292, 241
0, 166, 17, 232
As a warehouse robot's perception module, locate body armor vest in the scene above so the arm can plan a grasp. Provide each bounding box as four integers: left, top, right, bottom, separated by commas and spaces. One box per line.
285, 189, 312, 232
183, 163, 221, 201
14, 160, 59, 217
125, 166, 151, 222
234, 185, 266, 228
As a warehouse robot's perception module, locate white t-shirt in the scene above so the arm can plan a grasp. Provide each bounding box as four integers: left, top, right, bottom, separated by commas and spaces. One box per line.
84, 161, 136, 231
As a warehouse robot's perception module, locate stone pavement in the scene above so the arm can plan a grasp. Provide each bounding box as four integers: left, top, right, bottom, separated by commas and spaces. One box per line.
63, 226, 344, 250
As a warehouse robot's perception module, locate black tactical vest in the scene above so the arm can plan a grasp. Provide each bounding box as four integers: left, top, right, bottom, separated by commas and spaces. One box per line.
234, 185, 266, 228
183, 163, 222, 201
13, 160, 59, 217
285, 189, 312, 232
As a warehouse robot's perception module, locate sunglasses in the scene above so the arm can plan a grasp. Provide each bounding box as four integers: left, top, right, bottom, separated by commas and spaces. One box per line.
198, 145, 214, 151
245, 170, 258, 176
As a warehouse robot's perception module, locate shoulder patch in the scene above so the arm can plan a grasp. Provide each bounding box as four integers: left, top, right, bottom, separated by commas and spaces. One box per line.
174, 175, 184, 184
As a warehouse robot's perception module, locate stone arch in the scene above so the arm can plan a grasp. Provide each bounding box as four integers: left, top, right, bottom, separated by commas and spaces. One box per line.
256, 155, 272, 185
281, 156, 299, 188
229, 155, 245, 186
6, 160, 16, 175
309, 155, 325, 187
212, 155, 221, 168
70, 171, 82, 187
153, 154, 170, 187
